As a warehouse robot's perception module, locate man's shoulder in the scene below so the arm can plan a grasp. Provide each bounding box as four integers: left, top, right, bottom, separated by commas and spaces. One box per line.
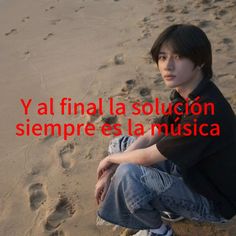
198, 81, 234, 118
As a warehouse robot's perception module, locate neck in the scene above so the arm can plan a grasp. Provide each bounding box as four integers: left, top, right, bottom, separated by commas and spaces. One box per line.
176, 72, 203, 99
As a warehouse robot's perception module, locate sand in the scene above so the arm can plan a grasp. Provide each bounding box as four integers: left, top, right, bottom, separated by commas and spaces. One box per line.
0, 0, 236, 235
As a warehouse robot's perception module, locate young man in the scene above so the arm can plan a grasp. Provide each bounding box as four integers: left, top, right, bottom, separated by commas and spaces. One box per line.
95, 24, 236, 236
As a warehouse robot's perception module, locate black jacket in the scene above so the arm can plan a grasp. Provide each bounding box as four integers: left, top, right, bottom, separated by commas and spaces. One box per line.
156, 78, 236, 219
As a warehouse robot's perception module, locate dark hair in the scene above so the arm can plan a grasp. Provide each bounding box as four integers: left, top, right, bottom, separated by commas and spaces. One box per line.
150, 24, 213, 79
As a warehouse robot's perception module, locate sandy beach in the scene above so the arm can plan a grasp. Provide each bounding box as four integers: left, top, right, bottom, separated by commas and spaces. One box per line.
0, 0, 236, 235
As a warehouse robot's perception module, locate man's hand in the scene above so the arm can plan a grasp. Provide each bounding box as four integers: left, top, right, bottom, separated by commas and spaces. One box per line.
97, 145, 166, 170
97, 156, 113, 180
95, 170, 112, 205
95, 159, 118, 205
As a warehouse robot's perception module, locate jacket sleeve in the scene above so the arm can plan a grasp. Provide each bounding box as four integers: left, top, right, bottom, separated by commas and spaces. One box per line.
156, 113, 226, 169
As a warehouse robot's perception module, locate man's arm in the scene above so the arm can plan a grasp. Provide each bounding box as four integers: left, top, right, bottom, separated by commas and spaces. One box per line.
110, 144, 166, 166
102, 127, 160, 176
125, 127, 160, 152
97, 144, 166, 178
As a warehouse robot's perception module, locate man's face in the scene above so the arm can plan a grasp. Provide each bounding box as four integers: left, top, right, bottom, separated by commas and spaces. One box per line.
157, 43, 200, 90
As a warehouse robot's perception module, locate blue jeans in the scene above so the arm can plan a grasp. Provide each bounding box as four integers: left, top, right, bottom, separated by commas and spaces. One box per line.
97, 135, 227, 230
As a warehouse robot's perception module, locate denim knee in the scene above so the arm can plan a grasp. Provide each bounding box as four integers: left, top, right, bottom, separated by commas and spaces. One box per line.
113, 163, 142, 183
140, 166, 174, 196
112, 163, 151, 213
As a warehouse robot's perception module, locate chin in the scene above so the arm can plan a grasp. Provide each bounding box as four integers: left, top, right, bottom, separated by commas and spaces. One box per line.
164, 81, 179, 88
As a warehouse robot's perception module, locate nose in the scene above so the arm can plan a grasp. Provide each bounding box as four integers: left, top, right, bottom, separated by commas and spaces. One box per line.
165, 57, 175, 71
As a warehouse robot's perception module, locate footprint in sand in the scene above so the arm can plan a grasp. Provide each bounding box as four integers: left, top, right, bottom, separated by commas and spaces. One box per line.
85, 149, 93, 160
117, 39, 131, 47
121, 79, 136, 93
24, 50, 30, 55
163, 5, 175, 13
74, 6, 85, 12
45, 197, 75, 231
101, 115, 118, 124
125, 79, 136, 90
139, 87, 153, 102
114, 53, 125, 65
222, 38, 233, 44
45, 6, 55, 12
166, 15, 175, 22
215, 9, 228, 17
227, 61, 236, 65
50, 19, 61, 25
43, 33, 54, 40
49, 229, 65, 236
203, 6, 217, 12
58, 142, 75, 170
201, 0, 212, 4
38, 134, 54, 143
179, 6, 189, 14
97, 54, 125, 70
141, 29, 151, 38
197, 20, 211, 28
139, 87, 151, 97
137, 16, 155, 41
22, 16, 30, 22
30, 166, 41, 176
97, 64, 109, 70
29, 183, 47, 210
219, 38, 234, 50
5, 28, 17, 36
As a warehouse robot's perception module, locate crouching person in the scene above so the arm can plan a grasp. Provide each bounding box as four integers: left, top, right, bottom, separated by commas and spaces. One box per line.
95, 24, 236, 236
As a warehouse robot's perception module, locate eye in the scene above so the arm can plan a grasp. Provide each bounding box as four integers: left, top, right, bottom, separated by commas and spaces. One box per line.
174, 54, 182, 60
158, 55, 166, 61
